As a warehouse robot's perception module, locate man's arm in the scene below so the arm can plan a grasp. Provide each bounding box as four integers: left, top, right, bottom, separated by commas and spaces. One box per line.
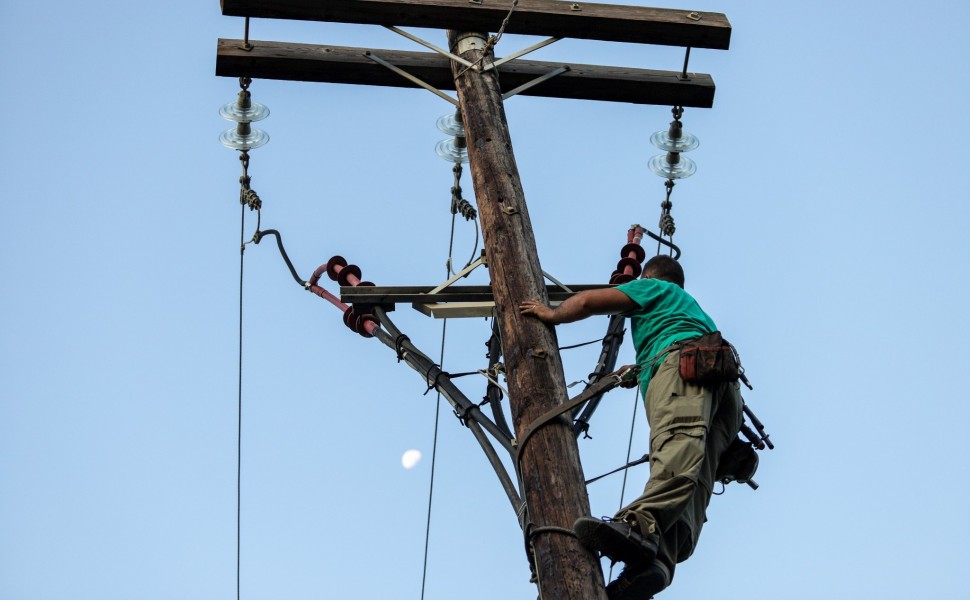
519, 288, 637, 325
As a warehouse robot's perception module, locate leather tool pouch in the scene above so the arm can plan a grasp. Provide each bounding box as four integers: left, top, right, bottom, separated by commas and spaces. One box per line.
678, 331, 741, 386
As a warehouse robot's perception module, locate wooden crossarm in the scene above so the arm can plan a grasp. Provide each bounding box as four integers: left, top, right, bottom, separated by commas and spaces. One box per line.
216, 39, 716, 106
220, 0, 730, 49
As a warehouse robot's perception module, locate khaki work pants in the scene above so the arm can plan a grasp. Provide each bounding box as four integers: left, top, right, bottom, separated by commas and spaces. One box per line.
618, 348, 743, 576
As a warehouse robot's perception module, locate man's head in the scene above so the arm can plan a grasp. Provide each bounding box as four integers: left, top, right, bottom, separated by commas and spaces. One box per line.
642, 255, 685, 288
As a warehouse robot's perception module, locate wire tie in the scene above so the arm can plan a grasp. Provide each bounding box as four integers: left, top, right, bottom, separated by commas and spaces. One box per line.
394, 334, 411, 362
453, 405, 472, 426
423, 366, 450, 395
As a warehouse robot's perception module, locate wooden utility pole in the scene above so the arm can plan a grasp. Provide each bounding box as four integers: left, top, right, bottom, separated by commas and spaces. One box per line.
216, 2, 730, 597
447, 30, 605, 599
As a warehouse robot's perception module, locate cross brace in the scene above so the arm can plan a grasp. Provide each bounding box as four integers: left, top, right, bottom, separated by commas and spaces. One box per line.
216, 39, 716, 106
220, 0, 731, 49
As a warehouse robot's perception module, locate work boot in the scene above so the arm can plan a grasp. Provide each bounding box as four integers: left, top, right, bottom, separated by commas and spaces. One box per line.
573, 516, 658, 567
606, 561, 671, 600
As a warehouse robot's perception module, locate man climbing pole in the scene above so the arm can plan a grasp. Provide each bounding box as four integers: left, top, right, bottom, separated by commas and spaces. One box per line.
519, 255, 744, 599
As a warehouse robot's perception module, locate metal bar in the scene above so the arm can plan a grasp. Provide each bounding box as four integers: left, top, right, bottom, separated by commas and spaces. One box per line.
541, 269, 574, 293
502, 66, 570, 100
427, 256, 487, 295
486, 36, 561, 70
364, 52, 459, 106
385, 25, 476, 68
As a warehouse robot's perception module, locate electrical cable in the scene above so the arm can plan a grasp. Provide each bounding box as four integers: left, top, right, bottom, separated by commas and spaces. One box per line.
420, 319, 447, 600
253, 229, 305, 286
421, 182, 462, 599
236, 205, 245, 600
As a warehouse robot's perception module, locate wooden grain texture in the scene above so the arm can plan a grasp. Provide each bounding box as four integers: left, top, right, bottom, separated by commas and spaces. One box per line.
447, 29, 608, 600
216, 39, 716, 107
221, 0, 730, 48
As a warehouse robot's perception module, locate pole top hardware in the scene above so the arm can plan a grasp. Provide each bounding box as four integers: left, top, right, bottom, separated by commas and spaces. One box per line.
455, 32, 488, 54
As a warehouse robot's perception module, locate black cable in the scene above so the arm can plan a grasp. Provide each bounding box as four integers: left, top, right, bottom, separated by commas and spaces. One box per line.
236, 205, 245, 600
420, 319, 447, 600
558, 335, 613, 351
644, 229, 681, 260
252, 229, 306, 286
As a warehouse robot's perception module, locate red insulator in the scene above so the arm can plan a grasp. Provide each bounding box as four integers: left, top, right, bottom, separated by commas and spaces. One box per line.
326, 255, 348, 281
351, 313, 377, 338
619, 242, 646, 264
610, 272, 636, 285
337, 264, 362, 287
357, 314, 379, 338
616, 256, 643, 278
343, 307, 357, 330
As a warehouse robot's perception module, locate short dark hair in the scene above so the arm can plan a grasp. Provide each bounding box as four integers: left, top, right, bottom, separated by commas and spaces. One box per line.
642, 255, 685, 288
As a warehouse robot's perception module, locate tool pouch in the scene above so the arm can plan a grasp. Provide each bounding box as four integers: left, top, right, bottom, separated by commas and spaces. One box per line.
716, 436, 759, 485
678, 331, 741, 386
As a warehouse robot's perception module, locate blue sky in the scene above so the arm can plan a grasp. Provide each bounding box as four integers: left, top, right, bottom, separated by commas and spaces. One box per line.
2, 1, 969, 599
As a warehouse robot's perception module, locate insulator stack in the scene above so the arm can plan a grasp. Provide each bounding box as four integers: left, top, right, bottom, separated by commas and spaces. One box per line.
610, 225, 647, 285
316, 255, 379, 338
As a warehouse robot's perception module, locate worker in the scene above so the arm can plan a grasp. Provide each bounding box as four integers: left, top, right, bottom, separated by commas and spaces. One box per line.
519, 255, 743, 599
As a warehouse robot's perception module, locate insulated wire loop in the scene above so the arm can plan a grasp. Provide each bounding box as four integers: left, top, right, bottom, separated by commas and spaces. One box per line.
251, 229, 306, 287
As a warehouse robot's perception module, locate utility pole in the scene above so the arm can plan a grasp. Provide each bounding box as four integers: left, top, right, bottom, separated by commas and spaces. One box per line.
215, 2, 731, 596
447, 29, 605, 599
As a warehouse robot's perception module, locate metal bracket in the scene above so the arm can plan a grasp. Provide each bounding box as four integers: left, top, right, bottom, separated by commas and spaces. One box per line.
364, 52, 459, 106
484, 37, 562, 71
542, 270, 574, 293
502, 66, 571, 100
427, 255, 488, 296
385, 25, 477, 69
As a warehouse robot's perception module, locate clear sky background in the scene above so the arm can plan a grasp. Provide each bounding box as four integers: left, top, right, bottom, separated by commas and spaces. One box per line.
2, 1, 969, 599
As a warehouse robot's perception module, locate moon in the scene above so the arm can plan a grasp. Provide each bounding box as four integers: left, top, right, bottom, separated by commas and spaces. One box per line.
401, 449, 422, 469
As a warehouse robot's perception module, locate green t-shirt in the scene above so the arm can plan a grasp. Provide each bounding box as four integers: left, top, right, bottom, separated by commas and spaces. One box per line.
616, 278, 717, 392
